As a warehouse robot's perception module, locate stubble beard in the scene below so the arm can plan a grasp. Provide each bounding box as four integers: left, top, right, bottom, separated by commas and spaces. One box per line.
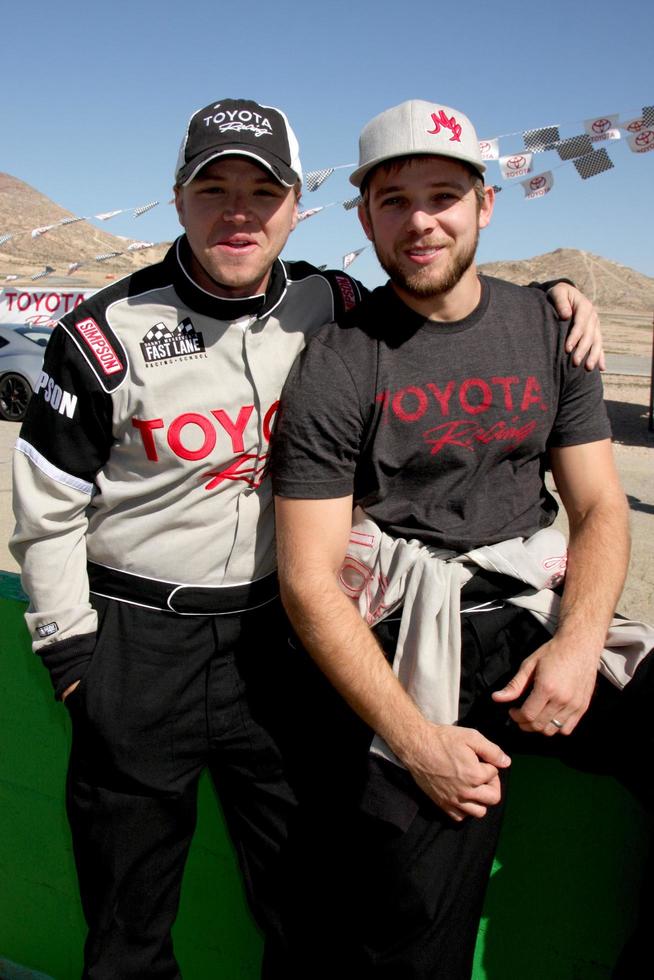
373, 229, 479, 299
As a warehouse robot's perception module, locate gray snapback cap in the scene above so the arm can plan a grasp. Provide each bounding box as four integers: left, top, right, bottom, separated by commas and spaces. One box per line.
350, 99, 485, 188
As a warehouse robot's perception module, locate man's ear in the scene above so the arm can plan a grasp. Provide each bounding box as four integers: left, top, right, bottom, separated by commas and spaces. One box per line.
357, 202, 374, 242
478, 185, 495, 231
174, 185, 186, 228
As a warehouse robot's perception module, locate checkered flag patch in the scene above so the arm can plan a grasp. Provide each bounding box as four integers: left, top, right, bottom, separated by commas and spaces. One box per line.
0, 233, 13, 246
174, 318, 197, 337
95, 251, 123, 262
492, 185, 503, 194
343, 195, 362, 211
643, 106, 654, 128
143, 322, 174, 343
573, 148, 614, 179
304, 168, 334, 192
557, 135, 594, 160
523, 126, 560, 152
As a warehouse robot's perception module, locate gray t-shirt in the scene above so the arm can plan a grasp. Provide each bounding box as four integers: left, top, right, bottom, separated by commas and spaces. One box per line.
272, 276, 611, 552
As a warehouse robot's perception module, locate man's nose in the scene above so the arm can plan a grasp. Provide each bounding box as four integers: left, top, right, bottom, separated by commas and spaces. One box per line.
223, 194, 252, 222
406, 207, 437, 234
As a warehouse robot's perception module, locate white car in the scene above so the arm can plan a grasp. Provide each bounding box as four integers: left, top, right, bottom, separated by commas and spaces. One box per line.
0, 325, 52, 422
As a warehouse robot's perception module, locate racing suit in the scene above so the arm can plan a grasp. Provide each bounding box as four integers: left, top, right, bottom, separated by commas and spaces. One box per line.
10, 235, 363, 978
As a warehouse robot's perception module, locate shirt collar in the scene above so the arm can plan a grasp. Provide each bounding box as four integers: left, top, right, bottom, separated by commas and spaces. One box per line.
168, 235, 288, 321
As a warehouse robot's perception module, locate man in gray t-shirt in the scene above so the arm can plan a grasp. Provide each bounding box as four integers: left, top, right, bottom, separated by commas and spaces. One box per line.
272, 100, 648, 979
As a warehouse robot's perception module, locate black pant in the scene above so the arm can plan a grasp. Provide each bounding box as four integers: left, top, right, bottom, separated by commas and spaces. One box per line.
279, 582, 654, 980
65, 596, 299, 980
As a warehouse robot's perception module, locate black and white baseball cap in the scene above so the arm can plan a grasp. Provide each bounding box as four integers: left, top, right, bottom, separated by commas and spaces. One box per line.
175, 98, 303, 188
350, 99, 485, 189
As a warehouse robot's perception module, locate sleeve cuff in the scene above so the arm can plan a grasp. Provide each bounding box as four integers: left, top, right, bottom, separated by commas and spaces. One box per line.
37, 632, 97, 700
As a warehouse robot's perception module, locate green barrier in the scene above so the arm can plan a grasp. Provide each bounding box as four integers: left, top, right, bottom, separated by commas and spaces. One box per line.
1, 577, 648, 979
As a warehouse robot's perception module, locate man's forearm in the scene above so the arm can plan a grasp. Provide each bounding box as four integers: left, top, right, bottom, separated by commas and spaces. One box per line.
280, 566, 430, 764
557, 491, 630, 655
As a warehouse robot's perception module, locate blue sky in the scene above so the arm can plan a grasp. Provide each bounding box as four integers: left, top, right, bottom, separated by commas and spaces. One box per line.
4, 0, 652, 289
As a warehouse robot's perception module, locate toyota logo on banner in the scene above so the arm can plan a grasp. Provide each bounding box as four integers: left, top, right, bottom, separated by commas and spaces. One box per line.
627, 119, 645, 133
508, 156, 526, 170
592, 118, 611, 134
530, 175, 547, 190
635, 130, 654, 148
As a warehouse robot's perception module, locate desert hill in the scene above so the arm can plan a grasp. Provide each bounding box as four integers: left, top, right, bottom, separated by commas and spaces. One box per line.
0, 173, 170, 285
478, 248, 654, 314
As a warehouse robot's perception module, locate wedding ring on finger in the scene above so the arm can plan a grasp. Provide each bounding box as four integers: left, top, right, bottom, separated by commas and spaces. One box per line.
550, 718, 564, 730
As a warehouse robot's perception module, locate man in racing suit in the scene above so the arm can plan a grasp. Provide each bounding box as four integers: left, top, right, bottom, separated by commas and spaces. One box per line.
10, 96, 601, 979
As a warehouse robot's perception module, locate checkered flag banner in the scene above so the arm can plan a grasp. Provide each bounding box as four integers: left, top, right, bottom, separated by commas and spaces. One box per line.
95, 210, 123, 221
573, 149, 614, 180
95, 251, 123, 262
0, 233, 13, 247
342, 246, 367, 270
67, 262, 82, 275
523, 126, 560, 153
521, 171, 554, 199
133, 201, 159, 218
478, 139, 499, 161
491, 185, 503, 194
58, 216, 86, 227
127, 241, 154, 251
556, 135, 594, 161
643, 106, 654, 128
305, 168, 334, 192
584, 115, 621, 143
342, 195, 362, 211
297, 206, 324, 222
31, 266, 55, 281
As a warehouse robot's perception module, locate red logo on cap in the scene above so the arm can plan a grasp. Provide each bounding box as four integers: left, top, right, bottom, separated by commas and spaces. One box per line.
592, 118, 611, 134
507, 156, 527, 170
530, 175, 546, 190
427, 109, 462, 143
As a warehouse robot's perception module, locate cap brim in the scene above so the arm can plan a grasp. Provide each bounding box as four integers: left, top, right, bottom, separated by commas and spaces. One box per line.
177, 144, 298, 188
350, 152, 486, 188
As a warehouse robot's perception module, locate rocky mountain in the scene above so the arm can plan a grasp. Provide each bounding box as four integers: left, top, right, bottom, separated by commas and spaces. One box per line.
0, 173, 170, 285
479, 248, 654, 313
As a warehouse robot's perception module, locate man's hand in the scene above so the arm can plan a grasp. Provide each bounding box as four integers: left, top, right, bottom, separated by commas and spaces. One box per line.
547, 282, 605, 371
492, 634, 600, 736
405, 725, 511, 822
62, 680, 80, 702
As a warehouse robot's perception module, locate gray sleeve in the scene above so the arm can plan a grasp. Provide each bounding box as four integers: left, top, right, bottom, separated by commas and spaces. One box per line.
548, 356, 611, 448
271, 336, 367, 499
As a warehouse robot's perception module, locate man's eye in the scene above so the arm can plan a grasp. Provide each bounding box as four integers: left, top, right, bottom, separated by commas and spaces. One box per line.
379, 196, 403, 208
